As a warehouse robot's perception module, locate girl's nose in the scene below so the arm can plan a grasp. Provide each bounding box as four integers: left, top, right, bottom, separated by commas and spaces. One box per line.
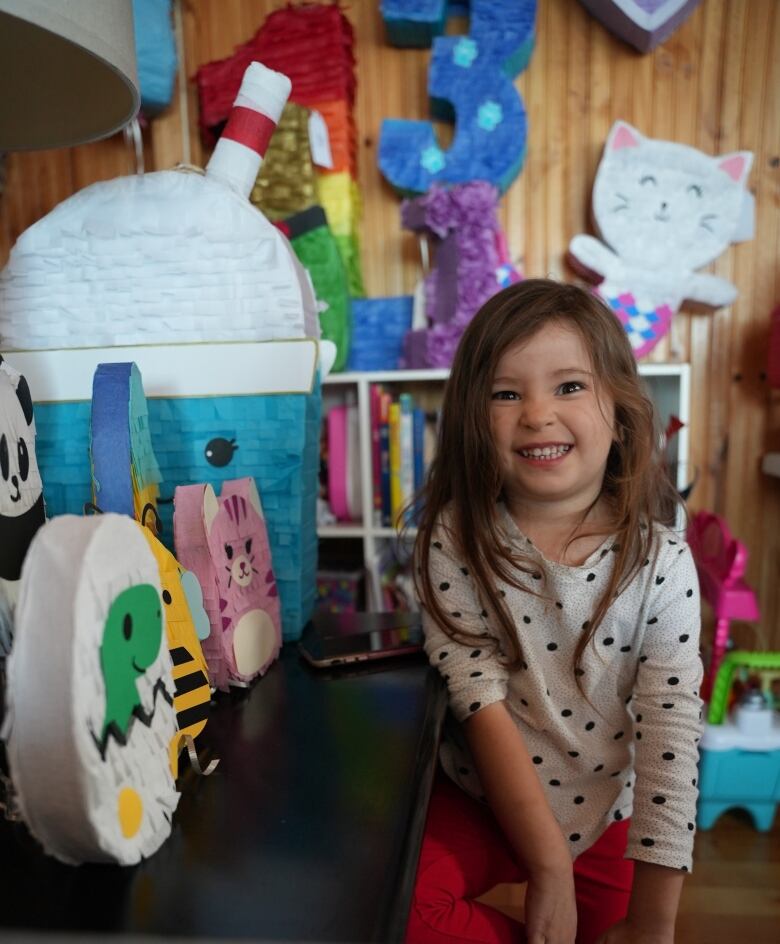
521, 399, 554, 429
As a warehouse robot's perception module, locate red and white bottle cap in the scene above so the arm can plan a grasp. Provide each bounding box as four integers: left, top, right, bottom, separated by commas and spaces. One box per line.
206, 62, 292, 197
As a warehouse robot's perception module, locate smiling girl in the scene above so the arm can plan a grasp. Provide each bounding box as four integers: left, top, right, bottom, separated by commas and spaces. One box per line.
406, 280, 702, 944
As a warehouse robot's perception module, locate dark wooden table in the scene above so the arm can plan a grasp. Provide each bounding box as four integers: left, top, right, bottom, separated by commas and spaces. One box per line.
0, 633, 446, 942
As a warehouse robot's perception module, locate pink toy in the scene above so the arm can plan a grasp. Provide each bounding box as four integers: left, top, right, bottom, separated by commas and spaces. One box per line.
327, 404, 360, 522
687, 511, 760, 702
174, 478, 281, 690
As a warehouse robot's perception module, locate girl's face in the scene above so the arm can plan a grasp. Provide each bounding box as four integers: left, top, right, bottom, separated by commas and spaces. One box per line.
489, 321, 616, 519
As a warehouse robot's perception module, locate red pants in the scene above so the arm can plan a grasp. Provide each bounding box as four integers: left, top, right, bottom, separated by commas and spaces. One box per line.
406, 774, 634, 944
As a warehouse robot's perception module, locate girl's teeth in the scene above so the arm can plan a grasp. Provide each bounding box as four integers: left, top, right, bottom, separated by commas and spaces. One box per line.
520, 445, 571, 459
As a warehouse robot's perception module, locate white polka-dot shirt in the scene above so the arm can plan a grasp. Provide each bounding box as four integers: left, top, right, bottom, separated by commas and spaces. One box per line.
423, 504, 703, 872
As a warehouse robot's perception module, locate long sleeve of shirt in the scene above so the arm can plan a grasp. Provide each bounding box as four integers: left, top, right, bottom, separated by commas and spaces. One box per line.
627, 540, 703, 870
421, 524, 510, 721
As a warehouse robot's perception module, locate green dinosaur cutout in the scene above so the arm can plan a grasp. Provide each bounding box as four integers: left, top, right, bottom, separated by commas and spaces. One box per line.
100, 584, 162, 738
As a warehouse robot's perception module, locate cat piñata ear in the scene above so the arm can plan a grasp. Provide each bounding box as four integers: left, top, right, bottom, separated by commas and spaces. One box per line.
716, 151, 753, 187
201, 484, 220, 537
607, 121, 642, 151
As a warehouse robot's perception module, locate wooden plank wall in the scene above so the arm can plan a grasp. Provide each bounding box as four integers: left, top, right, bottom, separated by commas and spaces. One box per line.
1, 0, 778, 648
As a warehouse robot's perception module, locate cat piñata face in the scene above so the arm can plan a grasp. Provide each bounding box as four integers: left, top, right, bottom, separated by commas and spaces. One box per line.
206, 487, 266, 596
593, 121, 752, 271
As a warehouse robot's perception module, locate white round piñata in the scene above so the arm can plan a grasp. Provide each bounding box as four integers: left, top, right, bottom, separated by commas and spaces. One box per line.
4, 514, 179, 865
0, 63, 319, 350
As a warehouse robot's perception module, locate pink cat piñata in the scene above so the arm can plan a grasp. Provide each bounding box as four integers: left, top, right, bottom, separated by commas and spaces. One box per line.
173, 478, 281, 690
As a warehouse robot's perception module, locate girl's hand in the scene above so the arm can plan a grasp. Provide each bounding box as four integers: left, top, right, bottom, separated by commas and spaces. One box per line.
595, 918, 674, 944
524, 865, 577, 944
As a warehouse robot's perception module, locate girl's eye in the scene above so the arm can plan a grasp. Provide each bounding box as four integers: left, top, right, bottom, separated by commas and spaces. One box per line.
491, 390, 520, 401
559, 381, 585, 395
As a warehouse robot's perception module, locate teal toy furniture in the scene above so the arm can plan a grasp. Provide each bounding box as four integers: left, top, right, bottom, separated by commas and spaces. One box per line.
697, 651, 780, 832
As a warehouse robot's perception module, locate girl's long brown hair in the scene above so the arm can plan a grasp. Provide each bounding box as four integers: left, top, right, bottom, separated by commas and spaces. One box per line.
413, 279, 683, 677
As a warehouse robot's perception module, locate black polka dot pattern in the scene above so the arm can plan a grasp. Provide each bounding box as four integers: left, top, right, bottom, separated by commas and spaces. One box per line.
424, 518, 702, 872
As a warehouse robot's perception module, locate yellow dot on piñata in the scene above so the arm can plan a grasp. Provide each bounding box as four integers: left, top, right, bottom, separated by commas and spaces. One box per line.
118, 786, 144, 838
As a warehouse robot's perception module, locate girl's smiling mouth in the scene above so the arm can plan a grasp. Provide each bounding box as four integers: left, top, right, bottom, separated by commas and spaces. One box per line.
517, 443, 573, 462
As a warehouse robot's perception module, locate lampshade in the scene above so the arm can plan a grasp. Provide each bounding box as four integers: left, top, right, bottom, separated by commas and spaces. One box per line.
0, 0, 139, 150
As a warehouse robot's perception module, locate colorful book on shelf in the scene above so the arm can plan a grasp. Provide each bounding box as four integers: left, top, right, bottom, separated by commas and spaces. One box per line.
370, 384, 383, 527
379, 391, 392, 527
327, 401, 361, 522
388, 401, 402, 527
399, 393, 415, 524
413, 405, 426, 520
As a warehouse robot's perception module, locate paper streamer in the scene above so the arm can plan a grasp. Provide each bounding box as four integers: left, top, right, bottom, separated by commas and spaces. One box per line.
4, 514, 179, 865
568, 121, 753, 359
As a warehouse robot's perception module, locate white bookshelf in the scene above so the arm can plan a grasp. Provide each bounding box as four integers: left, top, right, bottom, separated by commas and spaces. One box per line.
320, 364, 691, 610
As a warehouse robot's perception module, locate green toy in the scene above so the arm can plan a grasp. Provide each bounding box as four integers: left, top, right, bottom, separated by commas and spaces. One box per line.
707, 650, 780, 724
100, 583, 163, 738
